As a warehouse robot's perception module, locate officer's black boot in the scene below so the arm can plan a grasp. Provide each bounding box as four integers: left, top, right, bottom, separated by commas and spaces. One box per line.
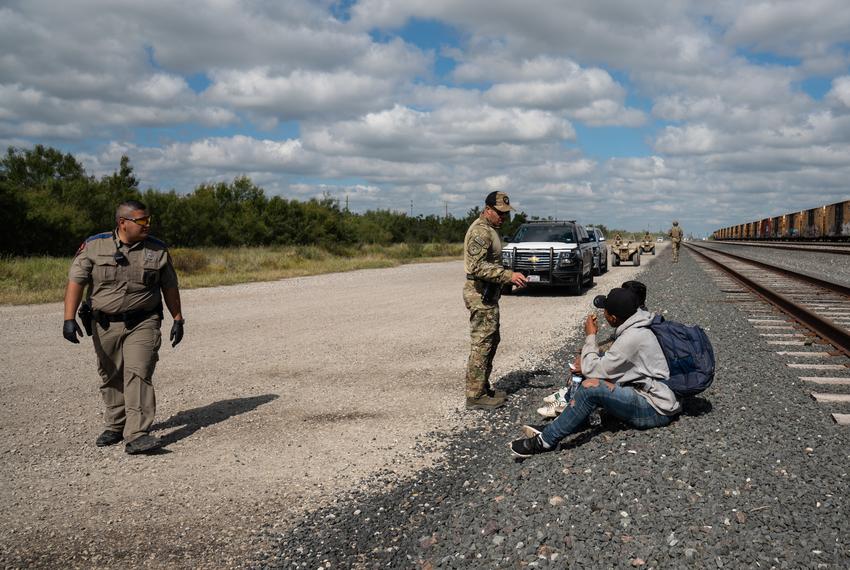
95, 430, 123, 447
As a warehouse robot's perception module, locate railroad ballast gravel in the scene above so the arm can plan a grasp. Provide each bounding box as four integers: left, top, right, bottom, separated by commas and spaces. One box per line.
701, 242, 850, 287
254, 248, 850, 568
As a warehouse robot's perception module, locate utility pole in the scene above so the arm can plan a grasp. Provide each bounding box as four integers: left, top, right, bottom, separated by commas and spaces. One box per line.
445, 201, 448, 219
410, 199, 413, 217
345, 195, 349, 212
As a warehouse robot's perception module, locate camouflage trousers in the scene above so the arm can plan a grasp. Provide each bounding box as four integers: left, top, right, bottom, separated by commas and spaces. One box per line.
671, 241, 681, 262
463, 282, 500, 398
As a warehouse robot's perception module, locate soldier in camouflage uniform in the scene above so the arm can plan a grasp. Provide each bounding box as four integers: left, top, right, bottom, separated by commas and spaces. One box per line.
463, 191, 529, 410
63, 200, 185, 455
668, 221, 684, 263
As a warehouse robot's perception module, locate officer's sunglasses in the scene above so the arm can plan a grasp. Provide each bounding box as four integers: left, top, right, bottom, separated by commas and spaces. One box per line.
120, 215, 152, 227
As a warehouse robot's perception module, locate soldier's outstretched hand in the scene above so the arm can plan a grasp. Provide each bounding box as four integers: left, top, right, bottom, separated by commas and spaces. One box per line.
510, 271, 528, 288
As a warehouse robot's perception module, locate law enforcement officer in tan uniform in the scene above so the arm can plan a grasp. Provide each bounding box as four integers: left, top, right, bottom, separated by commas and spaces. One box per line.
667, 220, 684, 263
63, 200, 184, 454
463, 191, 528, 410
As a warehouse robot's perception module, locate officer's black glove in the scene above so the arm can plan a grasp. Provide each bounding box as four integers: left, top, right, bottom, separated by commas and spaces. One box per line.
170, 319, 185, 347
63, 319, 83, 344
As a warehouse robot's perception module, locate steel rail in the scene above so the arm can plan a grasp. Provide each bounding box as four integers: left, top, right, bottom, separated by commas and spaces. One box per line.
683, 243, 850, 359
712, 240, 850, 255
689, 242, 850, 297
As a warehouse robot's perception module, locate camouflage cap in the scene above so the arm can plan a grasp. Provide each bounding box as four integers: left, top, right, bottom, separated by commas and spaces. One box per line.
485, 191, 515, 213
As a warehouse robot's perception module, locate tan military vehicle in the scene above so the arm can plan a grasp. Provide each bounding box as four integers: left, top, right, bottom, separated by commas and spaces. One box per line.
640, 234, 656, 255
610, 234, 641, 266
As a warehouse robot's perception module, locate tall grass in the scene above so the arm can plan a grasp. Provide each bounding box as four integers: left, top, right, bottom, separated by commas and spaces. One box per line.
0, 243, 463, 305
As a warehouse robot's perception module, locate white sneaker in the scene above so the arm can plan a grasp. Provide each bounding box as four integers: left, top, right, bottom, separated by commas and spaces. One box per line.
543, 387, 569, 404
536, 400, 566, 418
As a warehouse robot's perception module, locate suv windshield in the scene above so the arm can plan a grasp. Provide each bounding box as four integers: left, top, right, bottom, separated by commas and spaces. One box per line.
514, 225, 576, 243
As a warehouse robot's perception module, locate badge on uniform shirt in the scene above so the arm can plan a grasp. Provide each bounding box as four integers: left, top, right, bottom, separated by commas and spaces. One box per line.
144, 249, 157, 262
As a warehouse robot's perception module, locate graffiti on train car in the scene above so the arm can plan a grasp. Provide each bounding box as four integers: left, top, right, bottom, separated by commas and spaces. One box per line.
712, 199, 850, 242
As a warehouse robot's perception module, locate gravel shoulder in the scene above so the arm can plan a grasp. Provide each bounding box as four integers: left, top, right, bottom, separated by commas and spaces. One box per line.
0, 249, 658, 568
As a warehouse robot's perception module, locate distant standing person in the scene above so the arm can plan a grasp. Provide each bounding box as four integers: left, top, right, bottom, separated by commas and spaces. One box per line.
668, 221, 684, 263
63, 200, 185, 454
463, 191, 528, 410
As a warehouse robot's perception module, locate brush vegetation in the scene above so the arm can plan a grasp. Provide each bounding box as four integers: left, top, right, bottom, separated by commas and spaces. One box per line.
0, 243, 463, 305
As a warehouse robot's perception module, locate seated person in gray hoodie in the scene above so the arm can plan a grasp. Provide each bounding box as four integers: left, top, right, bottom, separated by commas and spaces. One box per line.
510, 287, 681, 458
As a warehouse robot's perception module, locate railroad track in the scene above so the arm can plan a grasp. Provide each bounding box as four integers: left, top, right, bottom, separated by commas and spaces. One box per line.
684, 242, 850, 425
712, 240, 850, 255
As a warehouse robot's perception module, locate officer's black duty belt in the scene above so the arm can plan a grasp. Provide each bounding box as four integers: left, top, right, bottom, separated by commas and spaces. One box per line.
94, 304, 163, 325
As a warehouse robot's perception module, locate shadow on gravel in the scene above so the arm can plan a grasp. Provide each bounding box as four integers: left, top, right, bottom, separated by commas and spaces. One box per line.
679, 396, 713, 417
495, 369, 557, 395
152, 394, 279, 445
550, 397, 713, 453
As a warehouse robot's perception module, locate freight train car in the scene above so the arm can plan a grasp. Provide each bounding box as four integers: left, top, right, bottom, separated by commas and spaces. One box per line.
712, 199, 850, 242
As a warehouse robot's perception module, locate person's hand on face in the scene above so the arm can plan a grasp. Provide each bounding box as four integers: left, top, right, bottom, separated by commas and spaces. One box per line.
585, 313, 598, 335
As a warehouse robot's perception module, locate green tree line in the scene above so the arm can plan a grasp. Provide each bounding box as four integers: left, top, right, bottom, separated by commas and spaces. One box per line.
1, 146, 529, 257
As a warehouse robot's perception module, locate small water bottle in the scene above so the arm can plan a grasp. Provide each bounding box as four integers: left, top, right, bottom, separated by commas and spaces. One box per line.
568, 373, 582, 400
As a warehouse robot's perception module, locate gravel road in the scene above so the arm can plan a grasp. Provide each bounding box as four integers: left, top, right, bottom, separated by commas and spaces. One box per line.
253, 245, 850, 569
0, 249, 656, 568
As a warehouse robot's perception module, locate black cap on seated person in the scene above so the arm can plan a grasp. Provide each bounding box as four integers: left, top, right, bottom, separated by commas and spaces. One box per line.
620, 280, 647, 308
592, 287, 640, 321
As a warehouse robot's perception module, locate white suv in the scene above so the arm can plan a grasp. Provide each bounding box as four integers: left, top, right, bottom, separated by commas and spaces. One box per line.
501, 220, 595, 295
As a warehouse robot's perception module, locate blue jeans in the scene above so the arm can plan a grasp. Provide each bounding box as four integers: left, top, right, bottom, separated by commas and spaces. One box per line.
541, 379, 672, 447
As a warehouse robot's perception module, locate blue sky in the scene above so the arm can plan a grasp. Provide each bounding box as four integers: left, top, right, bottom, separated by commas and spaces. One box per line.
3, 0, 850, 236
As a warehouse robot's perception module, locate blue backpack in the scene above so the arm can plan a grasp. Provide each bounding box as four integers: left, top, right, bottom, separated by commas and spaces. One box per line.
648, 315, 715, 397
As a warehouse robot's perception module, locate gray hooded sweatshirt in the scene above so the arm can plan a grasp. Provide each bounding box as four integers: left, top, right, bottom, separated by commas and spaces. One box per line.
581, 309, 682, 415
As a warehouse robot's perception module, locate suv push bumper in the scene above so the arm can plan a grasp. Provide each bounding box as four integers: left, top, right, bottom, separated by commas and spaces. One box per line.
503, 247, 582, 285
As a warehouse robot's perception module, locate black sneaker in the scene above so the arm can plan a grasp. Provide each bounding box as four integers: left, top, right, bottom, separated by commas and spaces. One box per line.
125, 434, 163, 455
509, 435, 554, 458
95, 430, 123, 447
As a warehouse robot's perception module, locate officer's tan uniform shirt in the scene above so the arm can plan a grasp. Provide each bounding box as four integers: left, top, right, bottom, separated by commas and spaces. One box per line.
463, 217, 512, 284
69, 232, 178, 314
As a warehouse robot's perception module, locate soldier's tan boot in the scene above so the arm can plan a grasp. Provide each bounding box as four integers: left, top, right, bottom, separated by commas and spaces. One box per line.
487, 387, 507, 399
466, 393, 506, 410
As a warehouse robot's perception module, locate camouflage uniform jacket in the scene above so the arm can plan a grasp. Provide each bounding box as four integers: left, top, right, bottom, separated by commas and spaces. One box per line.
463, 216, 513, 285
668, 226, 683, 243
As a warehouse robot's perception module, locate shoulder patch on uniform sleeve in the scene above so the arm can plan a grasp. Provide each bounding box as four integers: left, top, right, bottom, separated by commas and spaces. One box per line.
467, 243, 482, 256
85, 232, 112, 243
473, 235, 487, 247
